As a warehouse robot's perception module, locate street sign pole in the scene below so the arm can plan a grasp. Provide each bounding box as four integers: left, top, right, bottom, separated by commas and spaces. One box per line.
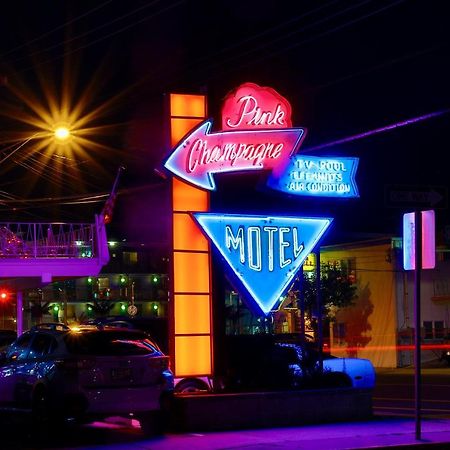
315, 247, 323, 374
414, 210, 422, 440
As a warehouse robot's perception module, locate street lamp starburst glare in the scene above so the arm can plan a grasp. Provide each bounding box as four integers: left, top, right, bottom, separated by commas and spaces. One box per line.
0, 57, 126, 200
54, 126, 71, 142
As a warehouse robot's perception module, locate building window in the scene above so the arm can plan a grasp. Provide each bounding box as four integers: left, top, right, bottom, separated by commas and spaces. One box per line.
97, 277, 110, 290
434, 321, 445, 339
328, 258, 356, 284
423, 321, 433, 339
347, 258, 357, 284
123, 251, 138, 265
433, 278, 450, 297
333, 322, 346, 345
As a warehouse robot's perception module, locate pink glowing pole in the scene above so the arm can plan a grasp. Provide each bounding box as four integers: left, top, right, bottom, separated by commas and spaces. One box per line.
16, 291, 23, 336
303, 109, 450, 152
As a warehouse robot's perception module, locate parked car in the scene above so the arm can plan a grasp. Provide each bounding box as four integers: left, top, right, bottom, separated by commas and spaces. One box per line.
275, 342, 376, 389
440, 336, 450, 366
220, 335, 375, 392
81, 316, 168, 353
0, 329, 16, 352
0, 323, 174, 435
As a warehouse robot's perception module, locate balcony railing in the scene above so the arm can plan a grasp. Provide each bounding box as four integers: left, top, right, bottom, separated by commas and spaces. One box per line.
0, 222, 96, 259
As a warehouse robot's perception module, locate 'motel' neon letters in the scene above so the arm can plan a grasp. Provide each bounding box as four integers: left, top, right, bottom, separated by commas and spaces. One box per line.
193, 213, 332, 314
225, 225, 304, 271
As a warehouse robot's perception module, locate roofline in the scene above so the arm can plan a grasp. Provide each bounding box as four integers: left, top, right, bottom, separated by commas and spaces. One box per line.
321, 235, 400, 252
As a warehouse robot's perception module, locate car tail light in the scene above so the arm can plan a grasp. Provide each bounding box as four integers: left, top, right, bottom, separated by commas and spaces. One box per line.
150, 355, 169, 370
55, 358, 96, 370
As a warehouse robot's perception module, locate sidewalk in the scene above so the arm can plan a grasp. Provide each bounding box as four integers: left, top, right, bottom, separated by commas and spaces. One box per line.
60, 416, 450, 450
156, 418, 450, 450
32, 362, 450, 449
82, 363, 450, 450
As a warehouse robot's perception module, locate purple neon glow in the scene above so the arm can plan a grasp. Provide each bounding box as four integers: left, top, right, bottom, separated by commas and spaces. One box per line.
303, 108, 450, 152
403, 210, 435, 271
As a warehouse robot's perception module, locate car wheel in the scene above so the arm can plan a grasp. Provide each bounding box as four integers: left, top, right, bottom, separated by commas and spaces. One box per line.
138, 410, 164, 436
32, 387, 50, 424
31, 387, 51, 441
174, 378, 209, 394
322, 372, 352, 388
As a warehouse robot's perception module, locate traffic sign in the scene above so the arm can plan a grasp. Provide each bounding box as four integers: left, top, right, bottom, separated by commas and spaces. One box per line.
385, 184, 448, 209
403, 210, 435, 270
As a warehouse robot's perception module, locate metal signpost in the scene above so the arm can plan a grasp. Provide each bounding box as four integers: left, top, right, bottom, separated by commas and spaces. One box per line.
403, 209, 436, 440
391, 183, 444, 440
414, 210, 422, 440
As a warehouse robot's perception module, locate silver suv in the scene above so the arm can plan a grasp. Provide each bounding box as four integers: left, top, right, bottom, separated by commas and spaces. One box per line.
0, 323, 174, 435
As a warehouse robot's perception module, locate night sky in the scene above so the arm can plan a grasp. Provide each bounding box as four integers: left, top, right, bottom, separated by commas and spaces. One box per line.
0, 0, 449, 247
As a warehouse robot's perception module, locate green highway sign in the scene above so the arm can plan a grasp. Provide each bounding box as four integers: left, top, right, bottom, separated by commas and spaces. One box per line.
385, 184, 448, 209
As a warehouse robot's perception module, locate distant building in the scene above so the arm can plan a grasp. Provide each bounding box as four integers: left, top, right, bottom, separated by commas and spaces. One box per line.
321, 236, 449, 368
12, 241, 170, 348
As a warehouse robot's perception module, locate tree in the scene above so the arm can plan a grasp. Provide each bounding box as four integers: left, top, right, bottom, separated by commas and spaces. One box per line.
302, 262, 357, 320
86, 300, 116, 317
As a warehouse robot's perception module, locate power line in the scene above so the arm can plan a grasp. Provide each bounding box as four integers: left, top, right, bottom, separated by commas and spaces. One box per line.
126, 0, 407, 94
8, 0, 186, 74
5, 0, 162, 65
0, 0, 114, 59
302, 108, 450, 152
0, 192, 108, 205
187, 0, 408, 87
187, 0, 343, 68
193, 0, 374, 78
305, 42, 450, 94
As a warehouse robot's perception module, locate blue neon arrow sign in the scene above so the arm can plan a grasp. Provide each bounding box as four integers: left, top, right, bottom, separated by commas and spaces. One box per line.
267, 155, 359, 198
192, 213, 333, 315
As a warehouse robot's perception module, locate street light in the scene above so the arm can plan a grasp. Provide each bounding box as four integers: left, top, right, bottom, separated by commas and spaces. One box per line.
0, 126, 70, 166
54, 126, 71, 141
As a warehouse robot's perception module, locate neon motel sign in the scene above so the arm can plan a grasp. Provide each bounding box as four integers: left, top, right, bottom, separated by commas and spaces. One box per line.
193, 213, 332, 314
163, 82, 357, 314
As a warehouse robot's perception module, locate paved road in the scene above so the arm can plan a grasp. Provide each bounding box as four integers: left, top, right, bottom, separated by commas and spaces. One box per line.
1, 365, 449, 449
374, 366, 450, 419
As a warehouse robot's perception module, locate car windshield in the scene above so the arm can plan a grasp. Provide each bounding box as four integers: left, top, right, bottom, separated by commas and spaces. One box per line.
64, 330, 160, 356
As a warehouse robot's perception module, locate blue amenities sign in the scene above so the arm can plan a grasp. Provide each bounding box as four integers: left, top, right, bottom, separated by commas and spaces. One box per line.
192, 213, 332, 314
267, 155, 359, 198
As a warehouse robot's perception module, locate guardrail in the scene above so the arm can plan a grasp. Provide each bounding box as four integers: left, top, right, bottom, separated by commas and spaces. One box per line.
0, 222, 97, 258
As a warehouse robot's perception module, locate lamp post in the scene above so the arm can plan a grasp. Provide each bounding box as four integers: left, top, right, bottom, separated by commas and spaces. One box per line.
1, 126, 72, 334
0, 125, 71, 165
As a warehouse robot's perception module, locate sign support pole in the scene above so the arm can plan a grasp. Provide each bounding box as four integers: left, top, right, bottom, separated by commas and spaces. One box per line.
298, 267, 305, 347
414, 210, 422, 440
315, 248, 323, 373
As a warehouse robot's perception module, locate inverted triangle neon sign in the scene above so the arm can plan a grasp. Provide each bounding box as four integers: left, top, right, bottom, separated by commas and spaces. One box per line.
192, 213, 332, 314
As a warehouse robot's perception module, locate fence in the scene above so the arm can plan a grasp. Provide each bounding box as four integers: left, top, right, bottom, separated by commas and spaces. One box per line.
0, 222, 96, 258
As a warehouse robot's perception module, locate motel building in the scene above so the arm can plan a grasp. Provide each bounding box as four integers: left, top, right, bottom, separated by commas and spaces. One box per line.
159, 81, 450, 383
317, 234, 450, 368
3, 231, 447, 374
1, 82, 448, 388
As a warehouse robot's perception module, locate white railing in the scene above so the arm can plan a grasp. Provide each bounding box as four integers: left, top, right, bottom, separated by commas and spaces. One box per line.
0, 222, 97, 259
